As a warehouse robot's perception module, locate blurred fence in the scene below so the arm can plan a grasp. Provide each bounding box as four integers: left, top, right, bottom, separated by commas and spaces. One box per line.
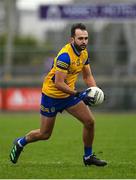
0, 45, 136, 112
0, 45, 134, 77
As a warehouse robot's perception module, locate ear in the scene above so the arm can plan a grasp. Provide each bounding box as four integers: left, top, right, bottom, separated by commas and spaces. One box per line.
70, 37, 74, 43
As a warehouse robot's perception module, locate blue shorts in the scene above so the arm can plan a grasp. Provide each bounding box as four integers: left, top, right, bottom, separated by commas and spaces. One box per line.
40, 93, 83, 117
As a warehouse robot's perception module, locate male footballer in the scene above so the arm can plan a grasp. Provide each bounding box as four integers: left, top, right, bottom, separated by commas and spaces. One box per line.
10, 23, 107, 166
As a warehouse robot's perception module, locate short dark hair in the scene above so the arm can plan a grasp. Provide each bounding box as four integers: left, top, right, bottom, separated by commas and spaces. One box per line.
71, 23, 87, 37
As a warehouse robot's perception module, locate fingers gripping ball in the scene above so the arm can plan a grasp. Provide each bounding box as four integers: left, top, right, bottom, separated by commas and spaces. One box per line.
84, 87, 105, 106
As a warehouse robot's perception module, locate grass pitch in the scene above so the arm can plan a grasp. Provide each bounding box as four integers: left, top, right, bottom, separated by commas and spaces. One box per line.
0, 112, 136, 179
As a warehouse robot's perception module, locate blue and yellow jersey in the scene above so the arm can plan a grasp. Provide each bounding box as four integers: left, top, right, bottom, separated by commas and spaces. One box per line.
42, 43, 89, 98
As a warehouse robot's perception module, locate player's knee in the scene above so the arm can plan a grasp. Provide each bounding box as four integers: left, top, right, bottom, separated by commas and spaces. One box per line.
84, 117, 94, 129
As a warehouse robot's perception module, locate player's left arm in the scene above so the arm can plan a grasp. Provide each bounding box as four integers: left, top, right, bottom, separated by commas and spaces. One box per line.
82, 64, 96, 87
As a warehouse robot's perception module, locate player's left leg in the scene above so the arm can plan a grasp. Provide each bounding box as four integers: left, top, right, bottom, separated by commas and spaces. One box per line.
66, 101, 107, 166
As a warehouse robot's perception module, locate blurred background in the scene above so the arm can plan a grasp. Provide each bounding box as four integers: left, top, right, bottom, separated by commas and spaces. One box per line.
0, 0, 136, 112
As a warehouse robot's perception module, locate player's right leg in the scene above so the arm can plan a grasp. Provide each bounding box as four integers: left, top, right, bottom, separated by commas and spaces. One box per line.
9, 115, 56, 164
10, 93, 58, 164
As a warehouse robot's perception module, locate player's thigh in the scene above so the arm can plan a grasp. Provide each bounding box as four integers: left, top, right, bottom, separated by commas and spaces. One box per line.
40, 115, 56, 135
66, 101, 95, 125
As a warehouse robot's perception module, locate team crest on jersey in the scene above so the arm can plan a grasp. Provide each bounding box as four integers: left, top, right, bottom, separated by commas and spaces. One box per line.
76, 59, 80, 66
72, 61, 76, 65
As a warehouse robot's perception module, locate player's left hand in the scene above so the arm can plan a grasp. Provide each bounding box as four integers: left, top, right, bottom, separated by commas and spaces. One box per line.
74, 88, 91, 99
83, 96, 95, 106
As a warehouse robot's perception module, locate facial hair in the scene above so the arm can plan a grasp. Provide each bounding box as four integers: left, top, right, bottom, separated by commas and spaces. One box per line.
73, 42, 86, 52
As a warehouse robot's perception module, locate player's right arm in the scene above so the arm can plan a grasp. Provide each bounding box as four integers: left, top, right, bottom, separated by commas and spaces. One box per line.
55, 70, 77, 95
54, 53, 77, 95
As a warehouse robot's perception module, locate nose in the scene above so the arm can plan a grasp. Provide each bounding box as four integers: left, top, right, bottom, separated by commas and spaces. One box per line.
82, 38, 87, 44
83, 40, 85, 44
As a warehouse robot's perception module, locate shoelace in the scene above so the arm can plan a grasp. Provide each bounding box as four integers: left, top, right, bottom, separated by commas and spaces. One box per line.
91, 153, 100, 160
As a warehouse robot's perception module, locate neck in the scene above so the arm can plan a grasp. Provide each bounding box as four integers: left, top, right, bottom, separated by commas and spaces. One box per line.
73, 43, 81, 53
71, 43, 81, 56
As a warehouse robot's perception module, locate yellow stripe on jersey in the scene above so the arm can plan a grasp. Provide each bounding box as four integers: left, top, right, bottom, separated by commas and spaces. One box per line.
42, 43, 89, 98
57, 60, 69, 70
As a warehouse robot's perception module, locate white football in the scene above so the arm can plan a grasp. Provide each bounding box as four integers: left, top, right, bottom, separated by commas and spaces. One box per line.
87, 86, 105, 106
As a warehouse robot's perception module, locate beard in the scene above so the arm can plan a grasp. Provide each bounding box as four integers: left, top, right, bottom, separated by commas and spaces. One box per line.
73, 42, 87, 52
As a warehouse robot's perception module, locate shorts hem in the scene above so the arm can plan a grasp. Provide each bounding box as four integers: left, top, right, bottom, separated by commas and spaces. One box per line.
65, 97, 82, 109
40, 111, 57, 117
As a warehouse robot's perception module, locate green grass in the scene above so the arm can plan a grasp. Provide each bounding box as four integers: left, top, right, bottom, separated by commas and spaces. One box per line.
0, 112, 136, 179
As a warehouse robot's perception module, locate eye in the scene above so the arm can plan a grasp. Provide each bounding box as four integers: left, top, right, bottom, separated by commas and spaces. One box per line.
78, 37, 88, 40
78, 37, 83, 40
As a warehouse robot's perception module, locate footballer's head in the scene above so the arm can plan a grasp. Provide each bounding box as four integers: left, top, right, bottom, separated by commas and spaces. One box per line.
71, 23, 88, 52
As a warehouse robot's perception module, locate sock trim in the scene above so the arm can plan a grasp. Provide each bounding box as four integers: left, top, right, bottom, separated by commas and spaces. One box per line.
17, 139, 23, 147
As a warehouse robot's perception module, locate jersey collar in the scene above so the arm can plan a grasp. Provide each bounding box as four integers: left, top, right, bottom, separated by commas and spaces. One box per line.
71, 43, 81, 57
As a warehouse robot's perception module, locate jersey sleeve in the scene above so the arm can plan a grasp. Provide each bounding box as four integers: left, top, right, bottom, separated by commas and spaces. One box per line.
56, 53, 70, 73
84, 58, 89, 65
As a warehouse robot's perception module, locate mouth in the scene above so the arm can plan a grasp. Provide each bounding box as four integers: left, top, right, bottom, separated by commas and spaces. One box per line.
80, 45, 86, 49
